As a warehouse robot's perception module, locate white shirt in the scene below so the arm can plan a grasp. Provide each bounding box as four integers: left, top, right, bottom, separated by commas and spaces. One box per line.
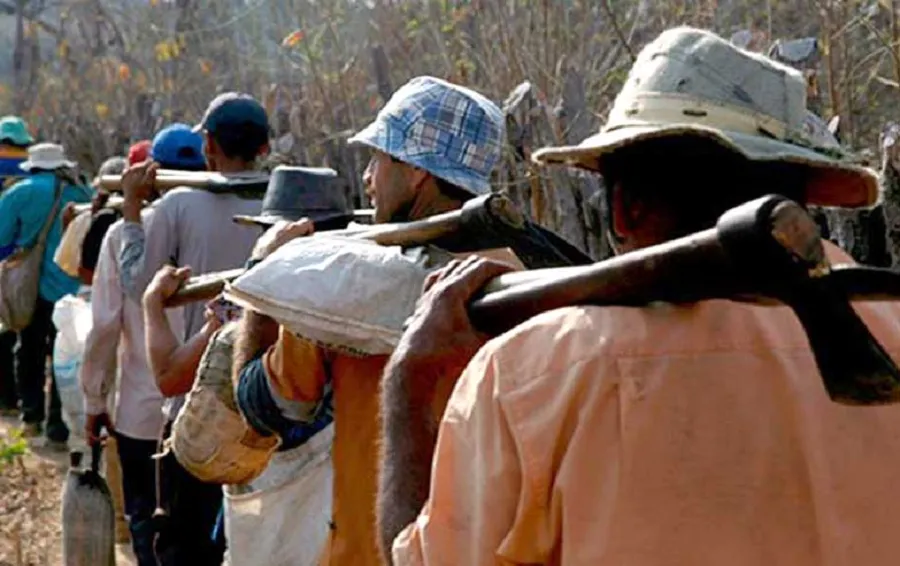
79, 214, 184, 440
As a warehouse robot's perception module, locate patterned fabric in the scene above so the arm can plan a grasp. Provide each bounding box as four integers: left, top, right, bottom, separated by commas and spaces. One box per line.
348, 76, 504, 196
118, 221, 146, 296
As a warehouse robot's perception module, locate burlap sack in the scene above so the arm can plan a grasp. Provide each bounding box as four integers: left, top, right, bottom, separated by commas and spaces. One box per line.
169, 321, 280, 485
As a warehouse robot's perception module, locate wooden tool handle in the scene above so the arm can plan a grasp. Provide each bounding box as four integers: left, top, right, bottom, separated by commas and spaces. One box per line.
166, 194, 517, 307
166, 268, 245, 308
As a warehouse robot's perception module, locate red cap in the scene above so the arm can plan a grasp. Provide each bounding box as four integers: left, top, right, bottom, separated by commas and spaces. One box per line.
127, 140, 151, 165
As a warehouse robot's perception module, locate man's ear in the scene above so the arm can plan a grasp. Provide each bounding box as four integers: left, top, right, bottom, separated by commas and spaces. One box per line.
258, 141, 270, 158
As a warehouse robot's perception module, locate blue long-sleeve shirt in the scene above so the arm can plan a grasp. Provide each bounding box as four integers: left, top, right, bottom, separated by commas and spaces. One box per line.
0, 171, 92, 302
236, 356, 334, 451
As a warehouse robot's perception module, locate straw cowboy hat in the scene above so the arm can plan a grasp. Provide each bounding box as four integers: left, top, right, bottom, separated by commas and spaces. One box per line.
20, 143, 76, 172
533, 27, 878, 208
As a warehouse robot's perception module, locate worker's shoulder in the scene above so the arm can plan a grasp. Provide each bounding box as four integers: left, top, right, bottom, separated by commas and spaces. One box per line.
479, 300, 812, 387
159, 186, 261, 212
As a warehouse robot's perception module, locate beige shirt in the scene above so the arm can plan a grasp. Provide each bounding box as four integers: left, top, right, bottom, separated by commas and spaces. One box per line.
80, 217, 183, 441
394, 245, 900, 565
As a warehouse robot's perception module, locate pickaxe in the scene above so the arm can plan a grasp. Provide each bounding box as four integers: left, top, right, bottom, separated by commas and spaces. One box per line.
468, 195, 900, 406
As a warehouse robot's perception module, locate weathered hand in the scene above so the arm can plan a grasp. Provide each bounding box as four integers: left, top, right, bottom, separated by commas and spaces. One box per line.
121, 160, 158, 219
85, 412, 114, 447
392, 256, 514, 403
143, 265, 191, 308
250, 218, 315, 260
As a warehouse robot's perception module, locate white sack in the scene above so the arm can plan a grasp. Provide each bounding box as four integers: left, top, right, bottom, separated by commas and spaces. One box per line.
52, 294, 93, 436
225, 235, 439, 355
224, 424, 334, 566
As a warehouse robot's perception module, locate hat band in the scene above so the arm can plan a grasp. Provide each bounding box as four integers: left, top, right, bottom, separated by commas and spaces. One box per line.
605, 93, 794, 141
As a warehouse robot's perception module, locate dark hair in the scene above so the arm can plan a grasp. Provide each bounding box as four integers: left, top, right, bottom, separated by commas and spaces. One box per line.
210, 123, 268, 163
434, 176, 474, 203
600, 136, 808, 240
0, 138, 28, 150
387, 154, 474, 203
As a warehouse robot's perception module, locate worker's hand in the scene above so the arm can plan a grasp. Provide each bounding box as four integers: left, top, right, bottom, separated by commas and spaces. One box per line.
143, 265, 191, 309
250, 218, 314, 261
389, 256, 513, 406
121, 160, 158, 221
85, 412, 114, 447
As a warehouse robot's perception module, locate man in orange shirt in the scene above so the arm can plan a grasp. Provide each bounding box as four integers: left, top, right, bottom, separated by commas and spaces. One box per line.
232, 76, 510, 565
378, 27, 900, 565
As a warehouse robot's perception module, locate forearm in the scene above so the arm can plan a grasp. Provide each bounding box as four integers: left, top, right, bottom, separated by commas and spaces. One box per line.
378, 357, 440, 564
145, 297, 212, 397
232, 310, 279, 389
80, 328, 120, 415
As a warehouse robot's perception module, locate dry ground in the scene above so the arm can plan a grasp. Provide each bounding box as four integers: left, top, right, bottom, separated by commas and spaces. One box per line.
0, 415, 136, 566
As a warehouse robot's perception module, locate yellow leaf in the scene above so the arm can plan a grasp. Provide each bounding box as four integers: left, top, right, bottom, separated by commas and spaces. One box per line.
281, 30, 305, 48
96, 103, 109, 119
118, 63, 131, 82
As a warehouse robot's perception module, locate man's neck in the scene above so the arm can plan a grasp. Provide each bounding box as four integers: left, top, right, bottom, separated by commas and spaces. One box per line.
405, 191, 463, 222
213, 158, 255, 174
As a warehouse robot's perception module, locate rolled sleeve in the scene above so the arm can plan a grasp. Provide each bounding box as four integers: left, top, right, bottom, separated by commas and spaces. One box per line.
235, 329, 331, 441
391, 346, 526, 566
118, 200, 176, 302
236, 356, 334, 450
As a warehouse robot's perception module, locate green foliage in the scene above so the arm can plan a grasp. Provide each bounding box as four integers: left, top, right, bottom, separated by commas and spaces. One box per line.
0, 428, 28, 470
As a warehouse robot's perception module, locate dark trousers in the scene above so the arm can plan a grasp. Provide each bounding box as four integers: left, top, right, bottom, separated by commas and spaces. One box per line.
0, 329, 17, 409
116, 432, 158, 566
15, 297, 68, 441
154, 422, 225, 566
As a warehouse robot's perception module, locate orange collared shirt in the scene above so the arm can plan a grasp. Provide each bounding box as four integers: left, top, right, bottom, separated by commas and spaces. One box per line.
394, 245, 900, 565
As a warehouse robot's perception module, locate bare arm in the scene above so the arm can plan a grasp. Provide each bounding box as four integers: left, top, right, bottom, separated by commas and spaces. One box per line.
142, 265, 220, 397
378, 355, 441, 563
232, 310, 279, 389
377, 257, 514, 563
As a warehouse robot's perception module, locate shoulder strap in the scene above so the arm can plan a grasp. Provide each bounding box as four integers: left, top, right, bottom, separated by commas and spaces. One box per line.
35, 175, 64, 247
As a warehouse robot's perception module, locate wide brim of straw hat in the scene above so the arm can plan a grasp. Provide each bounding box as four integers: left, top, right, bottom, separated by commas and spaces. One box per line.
533, 122, 878, 210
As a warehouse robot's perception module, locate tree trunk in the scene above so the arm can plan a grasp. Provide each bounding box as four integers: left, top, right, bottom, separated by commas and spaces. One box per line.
12, 0, 26, 115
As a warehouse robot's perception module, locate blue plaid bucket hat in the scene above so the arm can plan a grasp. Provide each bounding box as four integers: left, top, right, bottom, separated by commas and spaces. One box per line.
348, 76, 504, 196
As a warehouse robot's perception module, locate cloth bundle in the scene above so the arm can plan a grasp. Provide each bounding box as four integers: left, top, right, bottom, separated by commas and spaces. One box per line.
225, 235, 450, 356
54, 210, 93, 278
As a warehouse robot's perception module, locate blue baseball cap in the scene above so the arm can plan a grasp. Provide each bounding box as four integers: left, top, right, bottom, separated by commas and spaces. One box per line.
348, 76, 505, 196
151, 123, 206, 170
192, 92, 270, 136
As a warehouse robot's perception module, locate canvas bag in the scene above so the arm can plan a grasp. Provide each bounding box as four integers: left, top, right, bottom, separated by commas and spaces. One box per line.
0, 176, 63, 331
223, 425, 334, 566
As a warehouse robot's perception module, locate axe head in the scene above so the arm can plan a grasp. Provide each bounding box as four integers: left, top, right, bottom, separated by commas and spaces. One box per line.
717, 195, 900, 405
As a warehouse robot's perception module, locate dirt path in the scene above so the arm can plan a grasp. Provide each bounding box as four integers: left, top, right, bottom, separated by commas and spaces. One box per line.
0, 416, 137, 566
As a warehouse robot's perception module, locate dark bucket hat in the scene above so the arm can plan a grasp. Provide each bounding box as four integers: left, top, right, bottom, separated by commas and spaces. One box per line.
233, 165, 356, 227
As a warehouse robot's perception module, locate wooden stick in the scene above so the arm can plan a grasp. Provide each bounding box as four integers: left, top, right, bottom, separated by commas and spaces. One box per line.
97, 170, 269, 193
165, 194, 522, 307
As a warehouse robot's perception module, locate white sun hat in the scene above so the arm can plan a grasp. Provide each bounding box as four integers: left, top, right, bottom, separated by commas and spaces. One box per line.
20, 142, 76, 172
